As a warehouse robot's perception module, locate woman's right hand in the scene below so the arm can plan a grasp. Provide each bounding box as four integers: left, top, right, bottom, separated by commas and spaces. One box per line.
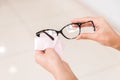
72, 17, 120, 50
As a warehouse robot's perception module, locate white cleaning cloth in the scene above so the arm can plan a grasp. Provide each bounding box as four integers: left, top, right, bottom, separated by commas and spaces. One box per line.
34, 34, 64, 58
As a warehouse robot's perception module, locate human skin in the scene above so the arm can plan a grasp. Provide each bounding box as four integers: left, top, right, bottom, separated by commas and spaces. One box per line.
35, 48, 78, 80
72, 17, 120, 51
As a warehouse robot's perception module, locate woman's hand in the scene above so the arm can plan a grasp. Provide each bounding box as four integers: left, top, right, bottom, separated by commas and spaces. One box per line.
72, 17, 120, 50
35, 48, 77, 80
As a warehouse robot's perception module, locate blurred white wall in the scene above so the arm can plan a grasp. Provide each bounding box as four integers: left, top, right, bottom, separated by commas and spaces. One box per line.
80, 0, 120, 32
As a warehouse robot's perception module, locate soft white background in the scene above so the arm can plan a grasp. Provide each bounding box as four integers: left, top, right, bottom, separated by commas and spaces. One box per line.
0, 0, 120, 80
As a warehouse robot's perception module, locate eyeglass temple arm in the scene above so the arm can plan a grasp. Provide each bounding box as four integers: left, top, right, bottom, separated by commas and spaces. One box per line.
80, 21, 96, 31
44, 32, 54, 40
37, 32, 54, 40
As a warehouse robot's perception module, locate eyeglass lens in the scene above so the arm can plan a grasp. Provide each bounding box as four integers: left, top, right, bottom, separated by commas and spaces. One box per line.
62, 23, 80, 39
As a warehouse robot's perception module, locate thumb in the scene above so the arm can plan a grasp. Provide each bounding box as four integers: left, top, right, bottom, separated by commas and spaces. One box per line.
45, 48, 56, 54
76, 33, 95, 40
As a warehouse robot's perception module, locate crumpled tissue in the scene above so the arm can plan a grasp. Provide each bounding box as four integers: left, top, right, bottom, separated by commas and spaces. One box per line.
34, 34, 64, 58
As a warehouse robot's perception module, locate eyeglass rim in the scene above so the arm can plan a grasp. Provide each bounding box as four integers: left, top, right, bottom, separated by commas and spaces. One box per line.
36, 21, 95, 40
36, 23, 81, 40
60, 23, 81, 39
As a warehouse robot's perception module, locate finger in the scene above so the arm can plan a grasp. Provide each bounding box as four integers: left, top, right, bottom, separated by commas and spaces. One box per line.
45, 48, 54, 52
81, 22, 94, 28
45, 48, 56, 54
71, 16, 96, 23
76, 33, 96, 40
72, 22, 93, 28
35, 50, 45, 55
45, 48, 54, 51
35, 50, 45, 64
45, 48, 61, 58
72, 24, 79, 28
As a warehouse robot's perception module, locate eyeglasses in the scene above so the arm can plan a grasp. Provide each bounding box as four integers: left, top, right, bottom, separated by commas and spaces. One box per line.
36, 21, 95, 40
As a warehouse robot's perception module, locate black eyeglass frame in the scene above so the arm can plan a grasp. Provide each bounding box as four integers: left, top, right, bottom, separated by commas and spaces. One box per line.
36, 21, 96, 40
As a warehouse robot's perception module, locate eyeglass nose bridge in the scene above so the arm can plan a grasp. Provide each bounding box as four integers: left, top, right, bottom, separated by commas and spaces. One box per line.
55, 30, 69, 39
